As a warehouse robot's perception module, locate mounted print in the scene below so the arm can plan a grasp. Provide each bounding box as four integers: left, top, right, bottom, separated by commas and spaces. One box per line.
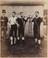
0, 0, 47, 58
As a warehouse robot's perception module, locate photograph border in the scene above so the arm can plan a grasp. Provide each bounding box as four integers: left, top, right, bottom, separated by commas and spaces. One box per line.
0, 1, 47, 58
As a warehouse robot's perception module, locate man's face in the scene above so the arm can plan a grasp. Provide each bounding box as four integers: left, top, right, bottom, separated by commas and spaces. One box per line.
2, 13, 6, 16
35, 12, 39, 17
20, 12, 24, 17
12, 13, 15, 17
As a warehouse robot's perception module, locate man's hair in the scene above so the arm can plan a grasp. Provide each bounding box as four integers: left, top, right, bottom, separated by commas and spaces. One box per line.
35, 11, 39, 14
20, 12, 24, 14
12, 11, 16, 14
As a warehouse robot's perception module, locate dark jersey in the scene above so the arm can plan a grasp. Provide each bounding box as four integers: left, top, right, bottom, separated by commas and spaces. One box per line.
32, 17, 43, 38
16, 17, 26, 37
16, 17, 26, 27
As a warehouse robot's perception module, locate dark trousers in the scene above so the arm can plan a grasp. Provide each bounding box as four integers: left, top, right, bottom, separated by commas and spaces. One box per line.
34, 26, 40, 40
17, 26, 25, 46
18, 26, 24, 37
1, 25, 7, 39
10, 24, 17, 38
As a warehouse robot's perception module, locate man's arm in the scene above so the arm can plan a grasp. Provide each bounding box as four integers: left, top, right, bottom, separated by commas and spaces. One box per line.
6, 17, 8, 23
8, 18, 11, 23
16, 18, 20, 27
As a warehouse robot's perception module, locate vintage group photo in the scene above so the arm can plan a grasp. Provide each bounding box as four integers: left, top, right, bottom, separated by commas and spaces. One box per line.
0, 5, 47, 57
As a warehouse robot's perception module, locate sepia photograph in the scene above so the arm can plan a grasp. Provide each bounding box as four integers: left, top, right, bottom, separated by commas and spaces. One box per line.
0, 0, 48, 58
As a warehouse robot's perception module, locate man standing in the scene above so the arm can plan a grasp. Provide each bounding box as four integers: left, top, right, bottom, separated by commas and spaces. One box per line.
16, 12, 26, 46
8, 12, 18, 46
32, 11, 43, 49
1, 10, 8, 39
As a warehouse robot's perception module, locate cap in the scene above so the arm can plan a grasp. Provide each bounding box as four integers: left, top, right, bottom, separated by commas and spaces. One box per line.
2, 10, 6, 13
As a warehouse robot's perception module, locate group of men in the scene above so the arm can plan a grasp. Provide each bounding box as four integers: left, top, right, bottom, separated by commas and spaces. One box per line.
1, 9, 43, 49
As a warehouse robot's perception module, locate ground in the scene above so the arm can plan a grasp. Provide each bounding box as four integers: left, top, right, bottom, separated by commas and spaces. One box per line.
1, 37, 47, 57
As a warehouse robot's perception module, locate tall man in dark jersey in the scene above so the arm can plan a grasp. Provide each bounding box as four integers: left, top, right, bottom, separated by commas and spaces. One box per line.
16, 12, 26, 46
32, 11, 43, 49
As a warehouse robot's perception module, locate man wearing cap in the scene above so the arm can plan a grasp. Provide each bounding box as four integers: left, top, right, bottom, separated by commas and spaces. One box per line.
8, 11, 19, 46
0, 10, 8, 39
